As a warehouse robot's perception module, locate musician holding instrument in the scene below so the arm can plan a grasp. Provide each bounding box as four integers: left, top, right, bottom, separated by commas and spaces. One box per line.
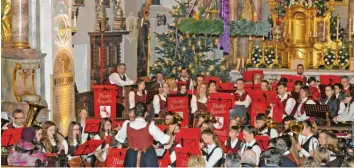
115, 102, 173, 167
3, 109, 25, 130
225, 126, 243, 154
66, 121, 82, 155
239, 126, 261, 165
108, 63, 136, 95
42, 121, 68, 154
163, 113, 182, 167
272, 82, 296, 118
152, 83, 170, 118
297, 121, 319, 158
201, 129, 223, 168
291, 86, 317, 121
31, 125, 43, 148
254, 114, 278, 138
280, 115, 296, 136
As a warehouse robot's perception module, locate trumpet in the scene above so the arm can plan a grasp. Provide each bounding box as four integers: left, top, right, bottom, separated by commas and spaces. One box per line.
266, 117, 277, 129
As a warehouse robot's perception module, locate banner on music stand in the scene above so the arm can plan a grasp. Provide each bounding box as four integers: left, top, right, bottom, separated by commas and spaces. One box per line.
207, 99, 230, 131
167, 95, 189, 127
92, 85, 117, 118
106, 148, 127, 167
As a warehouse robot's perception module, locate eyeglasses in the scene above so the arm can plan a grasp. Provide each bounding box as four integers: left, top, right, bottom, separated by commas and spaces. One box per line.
14, 117, 25, 120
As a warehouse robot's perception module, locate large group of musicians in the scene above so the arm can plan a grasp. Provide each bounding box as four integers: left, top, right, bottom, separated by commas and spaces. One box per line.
2, 63, 354, 167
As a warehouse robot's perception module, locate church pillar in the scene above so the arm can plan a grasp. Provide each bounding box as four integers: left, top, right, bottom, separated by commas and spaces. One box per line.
11, 0, 30, 48
349, 0, 354, 71
52, 0, 75, 135
229, 0, 238, 65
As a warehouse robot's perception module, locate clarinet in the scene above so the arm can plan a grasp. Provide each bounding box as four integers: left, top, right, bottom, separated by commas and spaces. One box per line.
52, 134, 59, 153
76, 134, 81, 147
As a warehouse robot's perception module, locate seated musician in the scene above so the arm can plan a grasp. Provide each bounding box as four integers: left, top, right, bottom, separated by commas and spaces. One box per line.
230, 78, 252, 115
42, 121, 68, 154
3, 109, 25, 129
201, 129, 223, 168
163, 113, 182, 167
176, 68, 194, 90
334, 83, 346, 101
208, 80, 217, 93
260, 80, 270, 91
195, 113, 214, 128
307, 77, 320, 101
297, 121, 319, 158
128, 79, 147, 109
276, 135, 298, 167
153, 83, 170, 118
7, 127, 46, 166
196, 74, 204, 89
108, 63, 136, 94
318, 131, 342, 167
280, 115, 296, 136
115, 102, 174, 167
334, 92, 354, 122
155, 72, 165, 92
291, 86, 317, 121
200, 119, 215, 131
294, 80, 304, 94
225, 126, 243, 154
191, 83, 208, 114
341, 75, 352, 95
31, 125, 44, 149
177, 84, 187, 95
229, 116, 244, 128
254, 113, 278, 138
239, 126, 261, 165
273, 82, 296, 118
320, 85, 340, 118
66, 121, 82, 156
77, 109, 89, 142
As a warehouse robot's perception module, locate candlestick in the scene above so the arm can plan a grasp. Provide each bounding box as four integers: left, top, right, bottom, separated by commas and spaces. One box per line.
336, 17, 339, 41
350, 18, 352, 41
352, 18, 354, 32
313, 20, 316, 34
323, 20, 325, 41
263, 35, 265, 41
74, 14, 77, 27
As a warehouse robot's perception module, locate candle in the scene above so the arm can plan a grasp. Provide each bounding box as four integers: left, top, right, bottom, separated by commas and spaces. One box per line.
263, 35, 265, 41
74, 14, 77, 27
350, 19, 352, 41
336, 17, 339, 41
313, 20, 316, 34
323, 20, 325, 41
352, 18, 354, 32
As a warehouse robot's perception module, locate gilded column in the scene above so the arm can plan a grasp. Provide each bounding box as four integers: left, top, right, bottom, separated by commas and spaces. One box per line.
229, 0, 238, 65
349, 0, 354, 71
11, 0, 30, 48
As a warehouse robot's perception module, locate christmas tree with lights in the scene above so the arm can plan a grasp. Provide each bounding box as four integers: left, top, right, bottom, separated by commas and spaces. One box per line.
150, 0, 230, 81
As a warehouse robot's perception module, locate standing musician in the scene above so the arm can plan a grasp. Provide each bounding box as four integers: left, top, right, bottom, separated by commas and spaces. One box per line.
115, 102, 174, 167
296, 64, 307, 83
109, 63, 136, 95
3, 109, 25, 130
42, 121, 68, 154
291, 86, 317, 121
225, 126, 243, 154
279, 115, 296, 136
201, 129, 223, 168
128, 79, 147, 109
230, 78, 252, 118
152, 83, 170, 118
297, 121, 319, 158
240, 126, 261, 165
254, 113, 278, 138
195, 74, 205, 89
273, 82, 296, 118
176, 68, 194, 90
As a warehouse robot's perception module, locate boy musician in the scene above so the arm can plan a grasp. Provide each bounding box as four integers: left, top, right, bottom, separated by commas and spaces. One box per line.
225, 126, 243, 154
254, 113, 278, 138
176, 68, 194, 90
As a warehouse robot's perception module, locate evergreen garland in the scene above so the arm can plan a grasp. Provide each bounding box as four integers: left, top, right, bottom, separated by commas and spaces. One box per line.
330, 15, 345, 41
251, 46, 262, 65
323, 48, 335, 66
314, 0, 329, 17
338, 46, 350, 69
264, 48, 275, 66
230, 20, 271, 36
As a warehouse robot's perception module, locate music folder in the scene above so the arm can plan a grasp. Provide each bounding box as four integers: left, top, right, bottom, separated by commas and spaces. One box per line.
84, 119, 102, 133
73, 139, 104, 156
1, 127, 23, 146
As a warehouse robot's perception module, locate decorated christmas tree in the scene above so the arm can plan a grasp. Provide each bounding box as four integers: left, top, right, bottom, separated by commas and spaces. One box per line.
150, 0, 230, 81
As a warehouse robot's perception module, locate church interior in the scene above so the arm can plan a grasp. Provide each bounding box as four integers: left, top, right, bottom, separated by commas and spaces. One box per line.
1, 0, 354, 167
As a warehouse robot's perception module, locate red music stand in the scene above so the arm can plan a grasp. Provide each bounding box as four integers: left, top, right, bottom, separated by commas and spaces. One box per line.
204, 76, 221, 84
1, 128, 23, 146
175, 147, 201, 167
255, 135, 270, 152
106, 148, 128, 167
280, 75, 303, 83
187, 90, 196, 95
216, 83, 235, 93
84, 119, 101, 133
209, 92, 235, 109
175, 128, 200, 149
73, 140, 104, 156
167, 95, 189, 127
319, 75, 341, 85
242, 70, 264, 82
157, 125, 168, 132
92, 85, 117, 118
156, 148, 171, 167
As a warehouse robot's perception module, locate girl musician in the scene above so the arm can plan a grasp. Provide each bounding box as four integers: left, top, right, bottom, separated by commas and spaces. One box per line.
307, 77, 320, 101
66, 121, 82, 155
260, 80, 270, 91
153, 83, 170, 118
201, 129, 223, 167
128, 79, 147, 109
320, 85, 340, 118
334, 83, 346, 101
31, 125, 44, 149
297, 121, 319, 158
291, 86, 317, 121
42, 121, 68, 154
208, 81, 217, 93
115, 102, 174, 167
191, 83, 208, 114
163, 112, 182, 167
334, 92, 354, 122
77, 109, 88, 142
254, 113, 278, 138
225, 126, 243, 154
177, 84, 188, 95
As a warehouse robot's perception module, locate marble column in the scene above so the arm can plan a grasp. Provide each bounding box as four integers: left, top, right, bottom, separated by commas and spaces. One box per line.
229, 0, 238, 64
11, 0, 30, 49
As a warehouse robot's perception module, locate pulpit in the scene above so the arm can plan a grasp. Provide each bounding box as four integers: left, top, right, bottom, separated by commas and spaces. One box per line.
88, 31, 129, 85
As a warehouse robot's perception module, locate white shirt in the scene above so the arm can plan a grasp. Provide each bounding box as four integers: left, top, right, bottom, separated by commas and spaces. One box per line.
203, 143, 223, 168
278, 94, 296, 117
234, 90, 252, 108
295, 97, 316, 121
164, 143, 182, 165
80, 122, 88, 144
298, 134, 319, 157
109, 73, 134, 95
44, 137, 69, 154
176, 77, 194, 90
259, 127, 279, 139
128, 90, 147, 109
191, 95, 208, 113
240, 140, 261, 165
115, 118, 170, 144
153, 94, 167, 114
337, 101, 354, 122
224, 138, 240, 148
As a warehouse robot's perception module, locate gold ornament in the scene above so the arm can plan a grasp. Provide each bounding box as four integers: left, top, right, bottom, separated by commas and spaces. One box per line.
197, 40, 202, 46
158, 41, 164, 48
188, 63, 193, 68
209, 65, 215, 71
220, 65, 226, 70
191, 69, 195, 74
186, 34, 190, 38
182, 47, 186, 51
206, 72, 210, 76
172, 68, 176, 74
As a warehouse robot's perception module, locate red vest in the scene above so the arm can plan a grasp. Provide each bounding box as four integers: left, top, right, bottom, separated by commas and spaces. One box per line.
135, 91, 147, 104
234, 91, 248, 101
290, 98, 312, 116
197, 100, 208, 113
159, 95, 167, 113
177, 78, 192, 89
279, 94, 292, 115
127, 122, 153, 150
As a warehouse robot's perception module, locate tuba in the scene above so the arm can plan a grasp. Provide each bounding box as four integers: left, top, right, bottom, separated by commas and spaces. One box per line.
25, 101, 47, 127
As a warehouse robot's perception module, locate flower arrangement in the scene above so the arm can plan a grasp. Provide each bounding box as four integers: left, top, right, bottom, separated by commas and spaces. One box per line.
323, 48, 335, 66
264, 48, 275, 66
251, 45, 262, 65
338, 46, 349, 69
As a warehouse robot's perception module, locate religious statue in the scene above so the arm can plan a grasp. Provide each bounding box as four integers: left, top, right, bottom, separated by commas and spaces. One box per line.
1, 0, 11, 43
113, 0, 125, 31
95, 0, 110, 31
